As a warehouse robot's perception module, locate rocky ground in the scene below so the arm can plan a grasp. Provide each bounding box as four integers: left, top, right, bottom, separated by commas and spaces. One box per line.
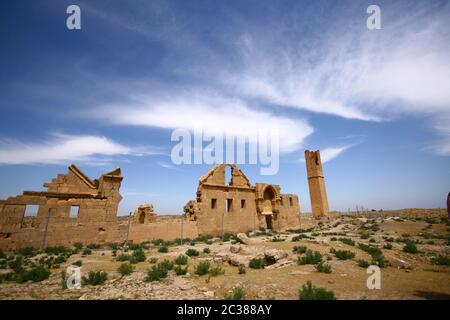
0, 208, 449, 300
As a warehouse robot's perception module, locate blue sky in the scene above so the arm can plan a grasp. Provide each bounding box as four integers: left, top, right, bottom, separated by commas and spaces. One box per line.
0, 0, 449, 214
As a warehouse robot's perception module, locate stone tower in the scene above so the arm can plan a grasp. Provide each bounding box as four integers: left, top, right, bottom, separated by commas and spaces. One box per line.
305, 150, 329, 218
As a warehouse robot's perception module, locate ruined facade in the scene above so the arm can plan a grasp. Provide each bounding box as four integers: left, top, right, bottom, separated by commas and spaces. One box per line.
305, 150, 329, 218
184, 164, 301, 235
0, 163, 301, 250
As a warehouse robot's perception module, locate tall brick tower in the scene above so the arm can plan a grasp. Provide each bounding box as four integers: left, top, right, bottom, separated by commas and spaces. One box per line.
305, 150, 329, 218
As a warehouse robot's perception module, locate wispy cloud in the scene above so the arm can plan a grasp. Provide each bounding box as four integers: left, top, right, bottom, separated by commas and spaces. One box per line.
0, 133, 158, 166
320, 145, 353, 163
90, 93, 314, 153
156, 161, 179, 170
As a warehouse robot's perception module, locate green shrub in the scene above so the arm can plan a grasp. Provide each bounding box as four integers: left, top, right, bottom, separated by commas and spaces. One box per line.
297, 250, 322, 265
225, 287, 245, 300
315, 261, 332, 273
54, 255, 67, 264
82, 271, 108, 285
158, 246, 169, 253
15, 266, 51, 283
174, 255, 188, 265
298, 281, 336, 300
73, 242, 83, 250
107, 243, 119, 250
222, 233, 236, 242
403, 240, 418, 254
17, 247, 37, 257
203, 247, 211, 254
0, 249, 6, 259
116, 253, 131, 262
195, 261, 210, 275
431, 255, 450, 266
118, 263, 134, 276
45, 246, 68, 255
249, 258, 265, 269
209, 265, 225, 276
145, 265, 168, 282
130, 248, 146, 264
174, 265, 188, 275
82, 249, 92, 255
148, 257, 158, 264
86, 243, 101, 250
158, 259, 174, 271
330, 248, 355, 260
8, 256, 24, 273
383, 243, 393, 250
330, 237, 337, 241
292, 246, 307, 254
360, 232, 370, 239
270, 236, 285, 242
339, 238, 355, 246
425, 217, 437, 224
185, 249, 199, 257
238, 266, 246, 274
369, 238, 376, 243
194, 235, 214, 243
357, 259, 370, 268
72, 260, 82, 267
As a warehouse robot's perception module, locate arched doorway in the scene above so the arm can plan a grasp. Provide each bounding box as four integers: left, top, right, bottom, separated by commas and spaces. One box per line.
263, 186, 276, 229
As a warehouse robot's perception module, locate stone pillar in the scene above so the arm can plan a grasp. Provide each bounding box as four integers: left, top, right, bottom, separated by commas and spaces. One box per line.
305, 150, 329, 218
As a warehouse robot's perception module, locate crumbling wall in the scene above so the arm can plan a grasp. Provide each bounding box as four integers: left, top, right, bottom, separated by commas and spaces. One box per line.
0, 165, 123, 250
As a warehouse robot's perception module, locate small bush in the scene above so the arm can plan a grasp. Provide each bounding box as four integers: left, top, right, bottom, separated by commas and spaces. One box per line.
249, 258, 265, 269
297, 250, 322, 265
54, 255, 67, 264
315, 261, 332, 273
86, 243, 101, 250
72, 260, 82, 267
238, 266, 246, 274
174, 255, 188, 265
116, 254, 131, 262
195, 261, 210, 275
145, 265, 168, 282
225, 287, 245, 300
330, 248, 355, 260
209, 265, 225, 276
203, 247, 211, 254
158, 246, 169, 253
17, 247, 37, 257
45, 246, 68, 255
0, 249, 6, 259
8, 256, 24, 273
118, 263, 134, 276
425, 217, 437, 224
148, 257, 158, 264
431, 255, 450, 266
82, 271, 108, 285
130, 248, 146, 264
339, 238, 355, 246
292, 246, 307, 254
360, 232, 370, 239
298, 281, 336, 300
158, 259, 174, 271
186, 249, 199, 257
357, 259, 370, 268
82, 249, 92, 255
174, 265, 188, 275
16, 266, 51, 283
73, 242, 83, 250
383, 243, 393, 250
403, 240, 418, 254
107, 243, 119, 250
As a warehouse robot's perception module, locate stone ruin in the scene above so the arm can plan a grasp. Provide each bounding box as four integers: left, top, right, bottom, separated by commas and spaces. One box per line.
305, 150, 329, 218
184, 163, 301, 235
0, 163, 302, 250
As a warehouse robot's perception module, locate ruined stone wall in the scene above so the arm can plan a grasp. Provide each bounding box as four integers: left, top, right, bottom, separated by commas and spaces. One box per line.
0, 165, 123, 250
128, 218, 198, 243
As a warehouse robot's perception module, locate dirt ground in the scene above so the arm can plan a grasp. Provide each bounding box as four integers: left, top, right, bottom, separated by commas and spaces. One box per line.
0, 208, 449, 300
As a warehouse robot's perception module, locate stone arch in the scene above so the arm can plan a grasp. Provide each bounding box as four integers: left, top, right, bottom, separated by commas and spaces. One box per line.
262, 185, 277, 229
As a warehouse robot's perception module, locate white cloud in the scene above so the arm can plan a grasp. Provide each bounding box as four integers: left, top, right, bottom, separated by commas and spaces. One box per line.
223, 4, 450, 122
157, 161, 179, 170
0, 134, 157, 165
320, 145, 353, 163
92, 94, 314, 153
